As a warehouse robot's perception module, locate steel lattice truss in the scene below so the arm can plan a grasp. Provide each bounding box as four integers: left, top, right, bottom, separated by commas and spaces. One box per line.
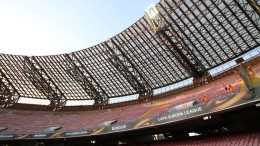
0, 0, 259, 104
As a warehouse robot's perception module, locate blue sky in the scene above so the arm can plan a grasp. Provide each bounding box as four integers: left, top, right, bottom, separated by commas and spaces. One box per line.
0, 0, 158, 55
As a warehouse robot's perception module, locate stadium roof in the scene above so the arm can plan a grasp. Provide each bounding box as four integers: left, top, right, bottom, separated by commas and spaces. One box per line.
0, 0, 259, 106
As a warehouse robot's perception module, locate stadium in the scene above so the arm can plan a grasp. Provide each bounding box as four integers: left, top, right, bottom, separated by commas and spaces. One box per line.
0, 0, 260, 146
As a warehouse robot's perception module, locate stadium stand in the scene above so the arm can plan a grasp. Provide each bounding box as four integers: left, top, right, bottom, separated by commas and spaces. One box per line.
150, 131, 260, 146
140, 74, 243, 119
0, 63, 259, 134
0, 0, 259, 145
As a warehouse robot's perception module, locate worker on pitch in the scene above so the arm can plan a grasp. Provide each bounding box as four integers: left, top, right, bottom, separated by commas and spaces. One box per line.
203, 95, 209, 102
247, 65, 256, 78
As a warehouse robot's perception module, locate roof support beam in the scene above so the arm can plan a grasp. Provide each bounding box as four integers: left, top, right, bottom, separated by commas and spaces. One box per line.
23, 56, 66, 110
0, 69, 20, 107
158, 1, 213, 68
188, 0, 238, 58
233, 0, 260, 37
64, 53, 109, 105
245, 0, 260, 20
139, 19, 187, 79
199, 0, 244, 54
223, 0, 257, 49
177, 0, 233, 59
130, 24, 178, 82
145, 5, 206, 78
104, 40, 152, 97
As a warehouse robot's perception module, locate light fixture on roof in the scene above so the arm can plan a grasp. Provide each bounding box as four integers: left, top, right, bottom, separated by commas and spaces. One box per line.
145, 4, 159, 20
145, 4, 165, 33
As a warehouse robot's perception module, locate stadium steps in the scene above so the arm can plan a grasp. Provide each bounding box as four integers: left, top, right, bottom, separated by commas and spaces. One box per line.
26, 115, 64, 132
91, 109, 122, 128
0, 116, 18, 126
0, 111, 26, 132
138, 104, 162, 119
21, 115, 51, 132
61, 113, 101, 131
150, 131, 259, 146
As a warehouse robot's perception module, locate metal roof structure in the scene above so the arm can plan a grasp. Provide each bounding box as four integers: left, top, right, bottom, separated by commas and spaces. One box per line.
0, 0, 259, 107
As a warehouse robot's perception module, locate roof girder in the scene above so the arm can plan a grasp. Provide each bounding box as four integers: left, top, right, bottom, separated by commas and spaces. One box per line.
64, 53, 108, 104
23, 56, 66, 107
104, 40, 152, 96
0, 68, 20, 107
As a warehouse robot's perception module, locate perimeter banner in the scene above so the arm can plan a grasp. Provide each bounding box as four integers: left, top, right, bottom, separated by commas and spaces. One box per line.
62, 129, 89, 137
132, 87, 260, 129
0, 86, 259, 140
